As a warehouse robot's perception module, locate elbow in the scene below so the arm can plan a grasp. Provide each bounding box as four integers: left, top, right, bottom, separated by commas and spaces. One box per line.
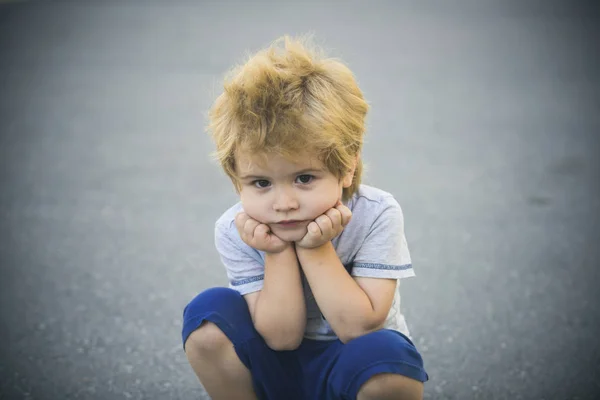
337, 320, 385, 344
254, 315, 306, 351
257, 323, 305, 351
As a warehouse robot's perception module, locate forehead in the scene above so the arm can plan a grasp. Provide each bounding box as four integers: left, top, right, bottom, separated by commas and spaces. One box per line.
235, 150, 325, 175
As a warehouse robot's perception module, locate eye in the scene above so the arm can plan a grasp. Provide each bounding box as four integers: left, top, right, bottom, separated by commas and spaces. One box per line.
295, 174, 313, 184
252, 179, 271, 188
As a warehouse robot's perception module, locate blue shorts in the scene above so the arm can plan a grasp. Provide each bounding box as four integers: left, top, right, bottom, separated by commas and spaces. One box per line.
182, 287, 429, 400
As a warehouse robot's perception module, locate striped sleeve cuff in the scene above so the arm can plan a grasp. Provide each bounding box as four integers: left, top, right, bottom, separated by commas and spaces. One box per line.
351, 263, 415, 279
229, 274, 264, 295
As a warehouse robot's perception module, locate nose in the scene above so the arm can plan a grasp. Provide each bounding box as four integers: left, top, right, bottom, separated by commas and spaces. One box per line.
272, 187, 299, 212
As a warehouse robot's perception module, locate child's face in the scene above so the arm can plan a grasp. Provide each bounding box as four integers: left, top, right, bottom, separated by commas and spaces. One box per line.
236, 151, 353, 243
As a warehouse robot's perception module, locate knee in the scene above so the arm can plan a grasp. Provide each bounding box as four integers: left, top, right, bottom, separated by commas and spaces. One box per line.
184, 322, 231, 356
183, 287, 243, 320
358, 373, 424, 400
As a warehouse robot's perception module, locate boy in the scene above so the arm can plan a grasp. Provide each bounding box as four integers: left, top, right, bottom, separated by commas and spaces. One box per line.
182, 36, 428, 400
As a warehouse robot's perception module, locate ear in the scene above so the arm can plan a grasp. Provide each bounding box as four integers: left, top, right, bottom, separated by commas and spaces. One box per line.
342, 155, 359, 188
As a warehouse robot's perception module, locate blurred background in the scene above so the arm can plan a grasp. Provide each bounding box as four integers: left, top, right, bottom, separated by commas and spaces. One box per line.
1, 1, 598, 399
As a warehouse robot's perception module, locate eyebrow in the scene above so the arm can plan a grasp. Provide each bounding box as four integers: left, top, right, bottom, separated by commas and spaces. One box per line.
238, 168, 323, 180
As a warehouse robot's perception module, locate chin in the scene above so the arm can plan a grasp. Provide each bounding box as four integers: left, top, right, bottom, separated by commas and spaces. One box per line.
271, 227, 307, 243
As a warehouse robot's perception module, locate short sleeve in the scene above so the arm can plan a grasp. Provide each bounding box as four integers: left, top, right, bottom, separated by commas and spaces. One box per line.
351, 197, 415, 279
215, 219, 265, 295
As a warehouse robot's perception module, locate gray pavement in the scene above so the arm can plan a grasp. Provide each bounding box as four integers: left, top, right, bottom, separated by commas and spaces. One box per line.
1, 1, 599, 399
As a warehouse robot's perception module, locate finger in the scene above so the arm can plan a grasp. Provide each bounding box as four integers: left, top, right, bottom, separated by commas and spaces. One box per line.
325, 208, 342, 230
235, 212, 251, 235
307, 221, 322, 237
235, 211, 250, 227
244, 218, 261, 238
254, 224, 270, 241
316, 215, 333, 238
336, 204, 353, 226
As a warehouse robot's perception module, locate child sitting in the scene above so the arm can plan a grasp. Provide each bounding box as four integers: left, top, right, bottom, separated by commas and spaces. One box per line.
182, 36, 428, 400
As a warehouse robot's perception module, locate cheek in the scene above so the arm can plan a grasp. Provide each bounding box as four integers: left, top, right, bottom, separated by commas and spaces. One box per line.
240, 192, 269, 223
303, 187, 341, 218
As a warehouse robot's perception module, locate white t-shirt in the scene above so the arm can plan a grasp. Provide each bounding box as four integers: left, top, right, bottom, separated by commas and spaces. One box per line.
214, 184, 416, 340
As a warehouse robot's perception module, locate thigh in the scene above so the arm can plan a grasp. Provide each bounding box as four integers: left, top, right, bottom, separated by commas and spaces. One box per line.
325, 330, 429, 400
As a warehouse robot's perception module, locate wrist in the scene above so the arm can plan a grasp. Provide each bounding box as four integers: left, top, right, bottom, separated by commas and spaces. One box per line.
264, 245, 299, 273
265, 242, 295, 257
262, 241, 292, 255
295, 241, 333, 260
295, 237, 334, 251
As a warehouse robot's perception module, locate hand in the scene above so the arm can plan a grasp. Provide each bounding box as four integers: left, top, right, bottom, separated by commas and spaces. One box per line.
295, 201, 352, 249
235, 212, 291, 254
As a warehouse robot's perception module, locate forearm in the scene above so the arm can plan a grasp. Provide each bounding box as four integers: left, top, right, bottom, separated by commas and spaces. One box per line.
252, 245, 306, 350
297, 242, 381, 343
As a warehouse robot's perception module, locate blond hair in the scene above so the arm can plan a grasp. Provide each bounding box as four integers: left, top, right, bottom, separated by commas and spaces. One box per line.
208, 36, 369, 201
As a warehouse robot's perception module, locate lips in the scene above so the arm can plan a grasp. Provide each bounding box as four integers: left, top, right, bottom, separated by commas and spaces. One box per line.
275, 220, 303, 227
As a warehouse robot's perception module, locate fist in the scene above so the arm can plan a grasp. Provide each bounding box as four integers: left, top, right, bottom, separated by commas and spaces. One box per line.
235, 212, 290, 254
295, 201, 352, 249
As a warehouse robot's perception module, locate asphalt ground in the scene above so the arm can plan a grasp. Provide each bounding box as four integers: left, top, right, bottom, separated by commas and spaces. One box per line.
1, 1, 599, 399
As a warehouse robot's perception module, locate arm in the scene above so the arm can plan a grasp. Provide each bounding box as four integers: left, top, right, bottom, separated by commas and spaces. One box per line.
234, 212, 306, 350
244, 245, 306, 350
296, 242, 396, 343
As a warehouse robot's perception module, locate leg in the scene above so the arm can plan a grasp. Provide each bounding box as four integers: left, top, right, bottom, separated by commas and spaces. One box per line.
182, 287, 304, 400
185, 321, 257, 400
326, 329, 428, 400
357, 373, 423, 400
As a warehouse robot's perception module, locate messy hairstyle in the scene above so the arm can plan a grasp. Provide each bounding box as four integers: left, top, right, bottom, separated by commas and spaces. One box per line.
208, 35, 369, 201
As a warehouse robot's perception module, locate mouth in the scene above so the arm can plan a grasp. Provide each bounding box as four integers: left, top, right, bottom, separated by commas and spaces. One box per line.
275, 220, 304, 228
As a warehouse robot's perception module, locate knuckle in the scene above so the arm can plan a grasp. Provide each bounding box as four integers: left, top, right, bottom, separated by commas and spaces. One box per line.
236, 212, 247, 223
